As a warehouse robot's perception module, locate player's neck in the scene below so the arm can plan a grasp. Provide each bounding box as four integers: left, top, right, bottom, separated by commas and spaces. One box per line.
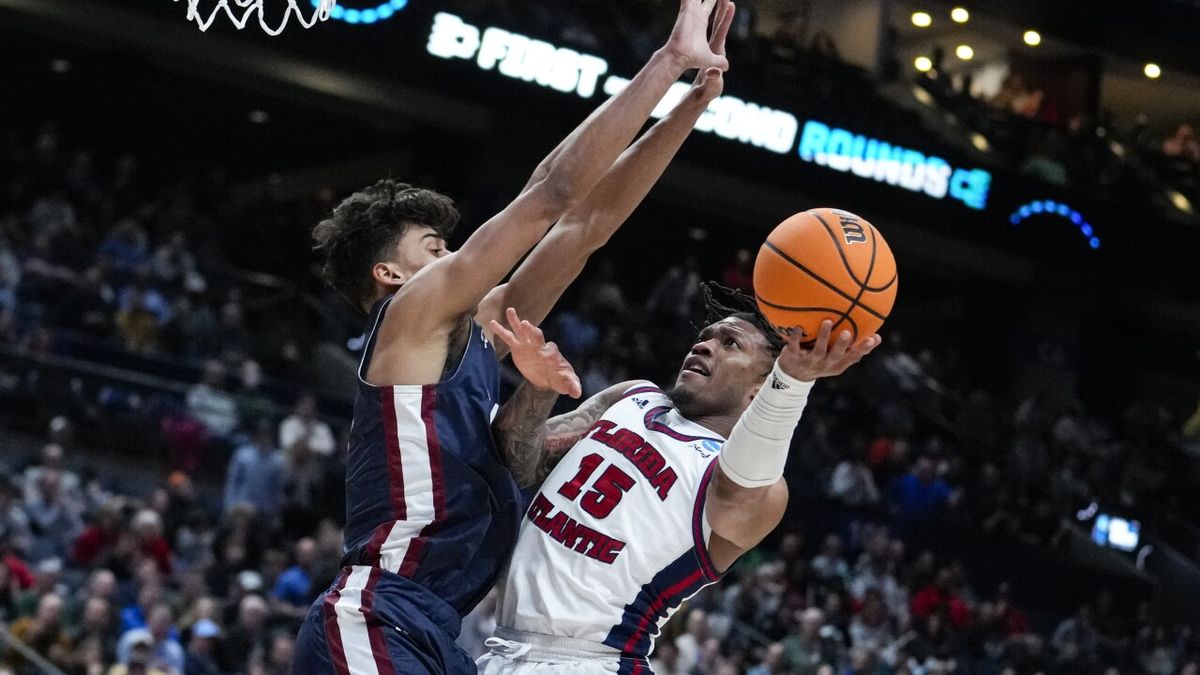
679, 413, 738, 440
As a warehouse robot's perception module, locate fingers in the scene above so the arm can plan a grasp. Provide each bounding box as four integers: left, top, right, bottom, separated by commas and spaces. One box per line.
504, 307, 545, 344
488, 319, 519, 348
710, 1, 735, 56
811, 319, 834, 357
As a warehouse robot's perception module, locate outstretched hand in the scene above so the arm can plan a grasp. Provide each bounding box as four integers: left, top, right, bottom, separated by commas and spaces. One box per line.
490, 307, 582, 399
690, 0, 736, 101
777, 320, 882, 382
666, 0, 732, 73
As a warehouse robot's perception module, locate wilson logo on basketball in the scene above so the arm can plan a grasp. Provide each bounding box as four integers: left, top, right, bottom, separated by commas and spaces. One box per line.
835, 211, 867, 245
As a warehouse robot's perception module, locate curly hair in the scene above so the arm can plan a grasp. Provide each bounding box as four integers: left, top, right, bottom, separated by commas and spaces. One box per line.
312, 179, 460, 308
699, 281, 786, 357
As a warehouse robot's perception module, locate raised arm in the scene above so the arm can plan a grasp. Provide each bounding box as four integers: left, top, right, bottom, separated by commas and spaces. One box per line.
705, 323, 881, 572
479, 3, 737, 347
389, 0, 730, 331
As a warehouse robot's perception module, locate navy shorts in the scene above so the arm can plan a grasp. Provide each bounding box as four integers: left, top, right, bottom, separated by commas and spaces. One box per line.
293, 566, 476, 675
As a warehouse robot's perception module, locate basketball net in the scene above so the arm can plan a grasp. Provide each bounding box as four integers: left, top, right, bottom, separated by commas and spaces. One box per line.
174, 0, 339, 35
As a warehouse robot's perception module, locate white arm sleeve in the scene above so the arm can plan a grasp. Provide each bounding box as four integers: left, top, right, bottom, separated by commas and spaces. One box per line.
717, 361, 815, 488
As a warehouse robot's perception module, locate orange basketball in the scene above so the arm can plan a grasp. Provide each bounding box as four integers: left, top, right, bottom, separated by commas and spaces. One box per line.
753, 208, 898, 346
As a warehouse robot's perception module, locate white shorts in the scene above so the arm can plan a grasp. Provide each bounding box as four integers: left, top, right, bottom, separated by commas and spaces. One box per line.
476, 628, 639, 674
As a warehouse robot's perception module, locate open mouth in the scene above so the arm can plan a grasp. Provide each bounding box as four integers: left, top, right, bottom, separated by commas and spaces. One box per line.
682, 357, 710, 377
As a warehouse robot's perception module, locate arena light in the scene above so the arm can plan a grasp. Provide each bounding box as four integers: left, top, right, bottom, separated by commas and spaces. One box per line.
970, 132, 990, 152
1023, 30, 1042, 46
955, 45, 974, 60
914, 56, 933, 72
911, 11, 932, 27
1144, 63, 1162, 79
50, 59, 71, 74
315, 0, 407, 24
1168, 189, 1194, 214
1010, 199, 1101, 249
248, 110, 270, 124
950, 7, 969, 23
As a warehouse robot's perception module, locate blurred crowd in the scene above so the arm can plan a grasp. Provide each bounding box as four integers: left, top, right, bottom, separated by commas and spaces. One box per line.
915, 52, 1199, 212
2, 4, 1200, 671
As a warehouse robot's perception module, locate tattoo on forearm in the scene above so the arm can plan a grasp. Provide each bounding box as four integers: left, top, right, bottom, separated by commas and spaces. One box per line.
495, 385, 622, 488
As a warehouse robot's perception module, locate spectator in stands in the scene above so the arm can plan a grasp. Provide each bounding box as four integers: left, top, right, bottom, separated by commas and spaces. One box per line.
270, 537, 315, 618
5, 592, 71, 671
68, 596, 119, 668
747, 642, 787, 675
151, 231, 198, 289
829, 443, 881, 507
811, 534, 850, 584
278, 392, 335, 458
911, 567, 972, 631
891, 456, 956, 533
674, 608, 709, 671
72, 499, 126, 569
1162, 123, 1200, 162
234, 360, 274, 428
22, 442, 83, 513
98, 220, 150, 280
121, 583, 165, 633
648, 641, 682, 675
252, 631, 296, 675
131, 509, 173, 577
0, 554, 21, 622
223, 419, 284, 519
719, 248, 754, 294
183, 619, 222, 675
850, 531, 908, 623
165, 291, 219, 360
24, 470, 84, 561
218, 594, 270, 674
849, 589, 895, 652
0, 477, 33, 557
782, 607, 833, 674
1052, 604, 1099, 666
215, 303, 252, 368
117, 604, 184, 675
280, 439, 324, 542
186, 360, 239, 440
116, 286, 162, 353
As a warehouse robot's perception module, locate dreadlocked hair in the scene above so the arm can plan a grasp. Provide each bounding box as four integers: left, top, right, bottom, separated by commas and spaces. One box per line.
699, 281, 787, 357
312, 179, 460, 309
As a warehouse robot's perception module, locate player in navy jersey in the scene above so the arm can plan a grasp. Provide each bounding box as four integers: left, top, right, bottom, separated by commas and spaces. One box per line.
294, 2, 737, 673
479, 286, 881, 673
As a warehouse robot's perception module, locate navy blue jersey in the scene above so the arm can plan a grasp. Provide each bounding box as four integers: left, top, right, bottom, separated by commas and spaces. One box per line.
341, 295, 522, 616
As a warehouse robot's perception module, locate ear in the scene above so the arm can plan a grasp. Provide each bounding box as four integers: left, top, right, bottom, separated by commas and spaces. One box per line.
371, 261, 407, 289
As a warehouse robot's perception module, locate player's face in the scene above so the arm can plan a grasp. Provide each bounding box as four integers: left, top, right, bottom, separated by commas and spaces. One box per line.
668, 317, 774, 419
383, 225, 449, 284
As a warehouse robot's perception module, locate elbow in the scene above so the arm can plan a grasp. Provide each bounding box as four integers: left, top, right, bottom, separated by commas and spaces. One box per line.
530, 175, 586, 216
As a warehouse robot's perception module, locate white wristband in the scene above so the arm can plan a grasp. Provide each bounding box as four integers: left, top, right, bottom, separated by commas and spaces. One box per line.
718, 361, 815, 488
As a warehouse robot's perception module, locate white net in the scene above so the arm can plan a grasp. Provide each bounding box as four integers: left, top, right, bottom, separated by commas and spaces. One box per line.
173, 0, 339, 35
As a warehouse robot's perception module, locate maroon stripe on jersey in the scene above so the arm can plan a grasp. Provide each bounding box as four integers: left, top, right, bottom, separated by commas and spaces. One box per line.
643, 407, 724, 443
618, 385, 662, 401
691, 458, 723, 581
379, 389, 408, 520
321, 569, 351, 675
361, 567, 398, 675
398, 386, 444, 578
621, 569, 705, 655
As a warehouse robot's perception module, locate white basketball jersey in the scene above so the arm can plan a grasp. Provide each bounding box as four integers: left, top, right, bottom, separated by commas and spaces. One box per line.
495, 383, 726, 659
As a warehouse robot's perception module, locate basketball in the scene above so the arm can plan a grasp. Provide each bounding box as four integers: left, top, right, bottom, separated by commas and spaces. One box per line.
754, 208, 898, 345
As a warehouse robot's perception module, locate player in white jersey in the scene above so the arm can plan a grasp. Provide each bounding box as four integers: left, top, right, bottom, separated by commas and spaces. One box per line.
479, 286, 881, 673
